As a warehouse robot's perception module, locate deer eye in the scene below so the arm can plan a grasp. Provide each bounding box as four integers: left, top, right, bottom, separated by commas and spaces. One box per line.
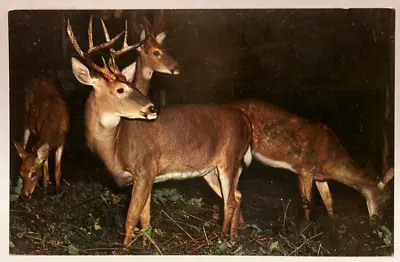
153, 50, 161, 56
31, 172, 37, 178
117, 88, 124, 94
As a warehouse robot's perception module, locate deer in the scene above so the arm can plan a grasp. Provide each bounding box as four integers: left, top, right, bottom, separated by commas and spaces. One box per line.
126, 10, 180, 97
67, 16, 253, 246
13, 77, 70, 197
230, 98, 394, 223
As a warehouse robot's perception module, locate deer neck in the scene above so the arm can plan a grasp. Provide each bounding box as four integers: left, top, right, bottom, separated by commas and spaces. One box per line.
133, 56, 153, 96
84, 93, 124, 175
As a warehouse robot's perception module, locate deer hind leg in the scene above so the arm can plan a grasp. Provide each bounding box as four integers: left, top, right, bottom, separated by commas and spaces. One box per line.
55, 144, 64, 187
203, 170, 245, 226
23, 129, 31, 149
298, 172, 313, 221
229, 167, 243, 241
315, 181, 334, 217
216, 165, 242, 242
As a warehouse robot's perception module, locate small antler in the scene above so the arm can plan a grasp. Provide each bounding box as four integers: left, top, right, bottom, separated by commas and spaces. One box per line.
152, 10, 165, 36
67, 16, 124, 81
100, 19, 146, 75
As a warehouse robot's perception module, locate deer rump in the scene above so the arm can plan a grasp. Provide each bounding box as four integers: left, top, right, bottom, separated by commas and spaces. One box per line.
98, 104, 252, 187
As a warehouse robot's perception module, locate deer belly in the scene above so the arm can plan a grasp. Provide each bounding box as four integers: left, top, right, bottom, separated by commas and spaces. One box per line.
253, 151, 297, 173
154, 166, 216, 183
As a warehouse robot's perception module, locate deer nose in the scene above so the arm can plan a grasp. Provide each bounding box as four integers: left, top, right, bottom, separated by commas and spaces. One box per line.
171, 66, 180, 75
141, 103, 158, 120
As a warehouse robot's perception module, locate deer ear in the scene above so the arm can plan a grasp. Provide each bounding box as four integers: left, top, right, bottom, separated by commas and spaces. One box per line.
71, 58, 94, 86
137, 30, 146, 52
13, 141, 27, 159
37, 143, 50, 161
378, 167, 394, 190
121, 62, 136, 83
155, 32, 167, 44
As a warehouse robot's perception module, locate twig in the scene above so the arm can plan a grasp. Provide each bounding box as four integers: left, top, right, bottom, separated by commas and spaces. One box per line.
63, 178, 71, 186
100, 194, 111, 208
289, 232, 323, 256
182, 210, 205, 222
142, 228, 163, 255
80, 247, 127, 253
161, 210, 196, 242
202, 225, 209, 243
192, 234, 219, 252
282, 199, 291, 230
278, 234, 296, 249
317, 243, 321, 256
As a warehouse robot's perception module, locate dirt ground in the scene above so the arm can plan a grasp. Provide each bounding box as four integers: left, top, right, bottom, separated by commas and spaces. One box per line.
9, 154, 394, 256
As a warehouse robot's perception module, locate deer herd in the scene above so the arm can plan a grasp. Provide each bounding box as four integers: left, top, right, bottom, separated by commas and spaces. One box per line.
13, 11, 394, 247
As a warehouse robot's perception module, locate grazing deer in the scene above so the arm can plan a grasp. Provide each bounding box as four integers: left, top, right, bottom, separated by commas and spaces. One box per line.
13, 78, 70, 197
231, 98, 394, 221
67, 17, 252, 245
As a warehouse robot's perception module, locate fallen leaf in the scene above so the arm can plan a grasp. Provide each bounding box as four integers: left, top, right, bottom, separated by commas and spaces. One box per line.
16, 232, 24, 239
9, 241, 15, 248
270, 241, 279, 251
68, 244, 80, 255
10, 195, 19, 202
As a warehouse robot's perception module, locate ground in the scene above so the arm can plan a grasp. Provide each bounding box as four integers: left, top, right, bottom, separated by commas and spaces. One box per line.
9, 154, 394, 256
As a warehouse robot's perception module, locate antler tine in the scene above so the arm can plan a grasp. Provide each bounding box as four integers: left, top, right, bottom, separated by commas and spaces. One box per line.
67, 18, 85, 58
152, 10, 165, 35
88, 15, 94, 50
67, 17, 125, 81
111, 20, 145, 57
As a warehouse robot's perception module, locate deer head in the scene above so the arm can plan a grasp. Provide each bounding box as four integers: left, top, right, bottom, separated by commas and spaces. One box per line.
67, 16, 158, 124
135, 10, 180, 76
13, 142, 49, 197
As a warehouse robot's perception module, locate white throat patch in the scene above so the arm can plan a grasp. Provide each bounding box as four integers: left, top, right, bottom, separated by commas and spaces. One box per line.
100, 113, 121, 128
142, 67, 154, 80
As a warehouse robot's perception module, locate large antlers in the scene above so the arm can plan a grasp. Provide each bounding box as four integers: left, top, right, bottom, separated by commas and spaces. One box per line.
67, 16, 143, 81
100, 19, 144, 75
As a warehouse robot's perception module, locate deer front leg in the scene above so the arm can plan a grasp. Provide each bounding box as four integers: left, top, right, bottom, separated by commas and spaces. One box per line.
139, 192, 152, 247
123, 177, 153, 246
298, 172, 313, 221
55, 144, 64, 194
42, 160, 50, 189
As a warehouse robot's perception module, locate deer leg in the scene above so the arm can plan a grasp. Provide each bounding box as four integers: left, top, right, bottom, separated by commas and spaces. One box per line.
298, 173, 313, 221
229, 168, 243, 241
42, 160, 50, 189
23, 129, 30, 149
123, 176, 153, 246
203, 171, 245, 227
217, 166, 239, 241
139, 192, 152, 247
315, 181, 334, 217
55, 144, 64, 191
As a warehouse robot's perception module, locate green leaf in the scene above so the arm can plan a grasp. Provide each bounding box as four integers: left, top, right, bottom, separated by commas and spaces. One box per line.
14, 178, 23, 195
9, 241, 15, 248
10, 195, 19, 202
270, 241, 279, 251
68, 244, 80, 255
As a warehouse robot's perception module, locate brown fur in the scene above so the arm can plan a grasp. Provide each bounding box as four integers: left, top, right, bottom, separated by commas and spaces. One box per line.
230, 98, 393, 220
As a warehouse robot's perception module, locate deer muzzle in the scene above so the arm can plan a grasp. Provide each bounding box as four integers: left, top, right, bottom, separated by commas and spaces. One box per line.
141, 103, 158, 120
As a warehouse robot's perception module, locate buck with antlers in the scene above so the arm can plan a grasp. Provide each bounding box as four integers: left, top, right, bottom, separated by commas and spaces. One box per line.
129, 10, 180, 97
67, 16, 252, 245
230, 99, 394, 222
13, 77, 70, 197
